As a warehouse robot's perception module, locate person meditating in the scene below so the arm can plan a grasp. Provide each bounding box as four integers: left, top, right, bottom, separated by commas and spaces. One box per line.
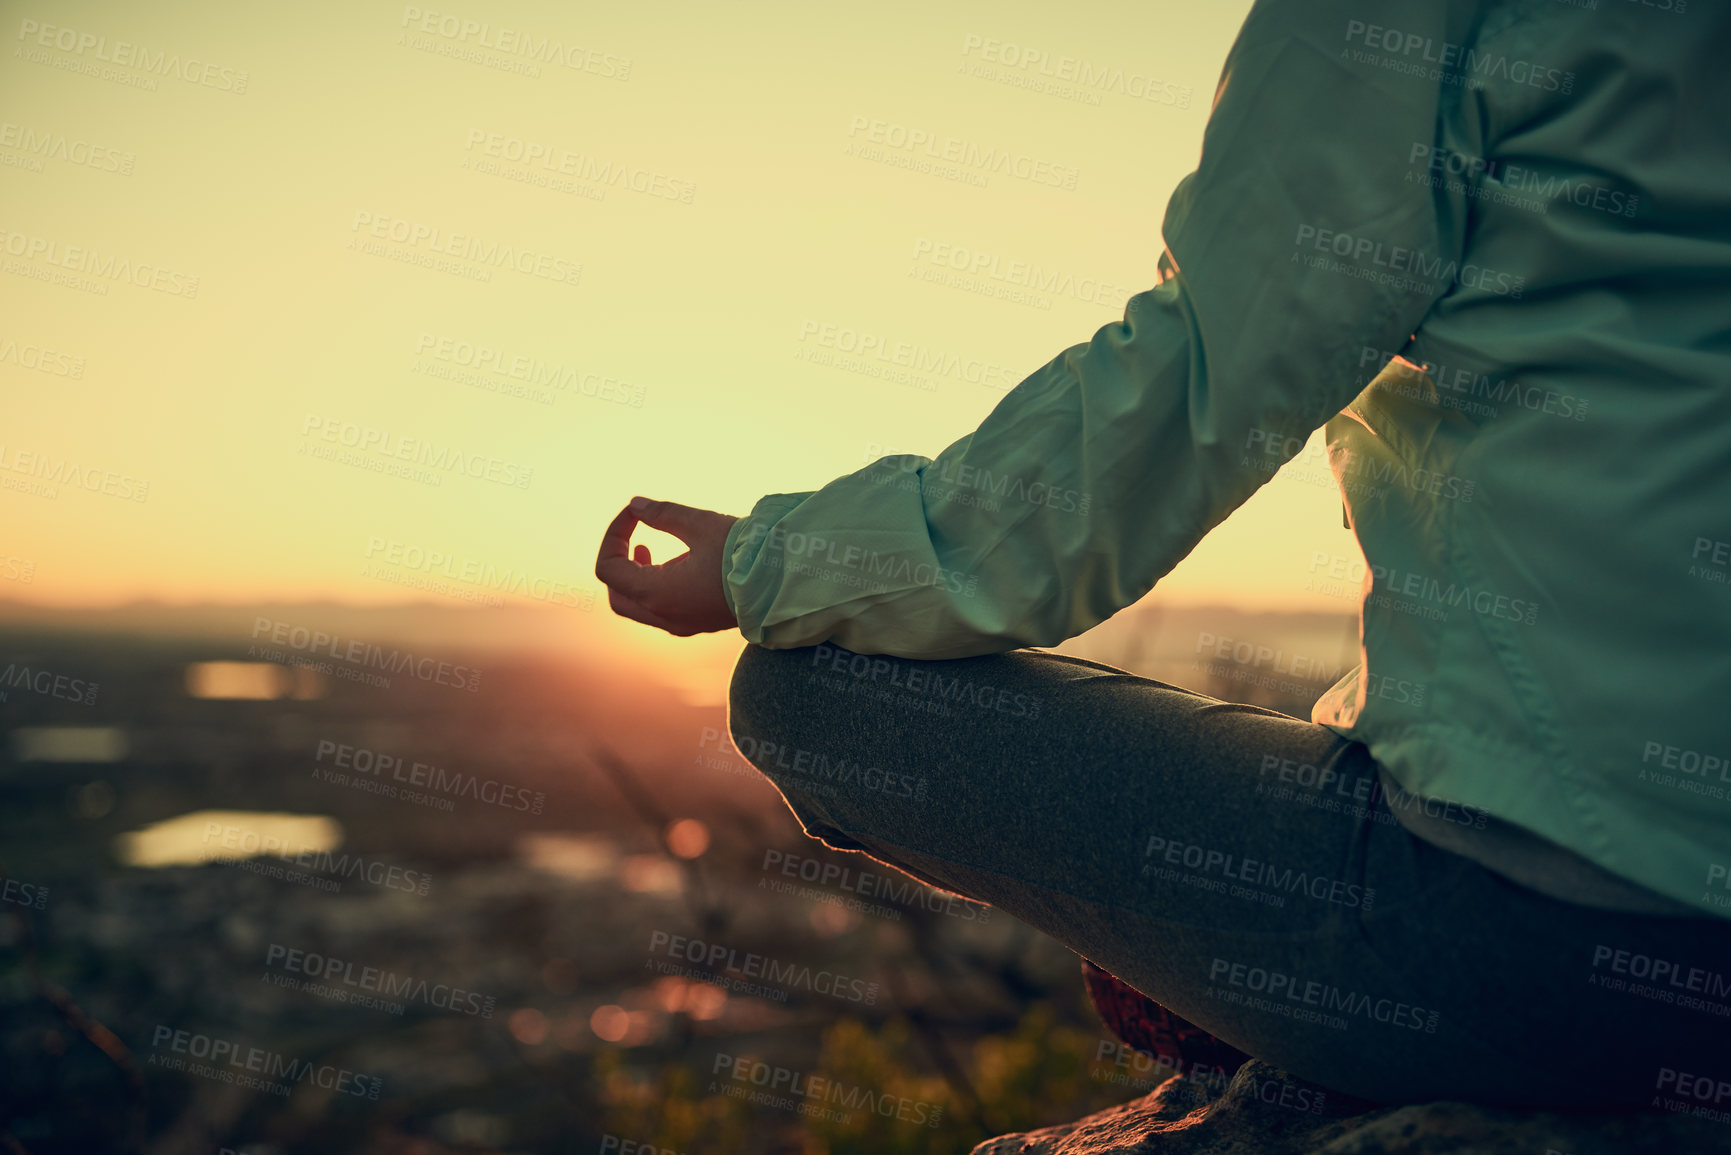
595, 0, 1731, 1109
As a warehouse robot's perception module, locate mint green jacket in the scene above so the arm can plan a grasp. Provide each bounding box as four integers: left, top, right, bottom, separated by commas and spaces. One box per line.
721, 0, 1731, 917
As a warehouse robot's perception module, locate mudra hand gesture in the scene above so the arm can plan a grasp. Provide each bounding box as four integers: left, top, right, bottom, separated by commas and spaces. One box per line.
595, 496, 740, 636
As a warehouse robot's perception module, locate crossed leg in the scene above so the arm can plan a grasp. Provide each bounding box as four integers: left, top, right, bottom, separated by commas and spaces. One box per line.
727, 641, 1731, 1108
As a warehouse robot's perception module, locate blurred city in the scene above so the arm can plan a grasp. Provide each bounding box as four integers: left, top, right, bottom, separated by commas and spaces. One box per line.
0, 598, 1356, 1154
0, 2, 1368, 1148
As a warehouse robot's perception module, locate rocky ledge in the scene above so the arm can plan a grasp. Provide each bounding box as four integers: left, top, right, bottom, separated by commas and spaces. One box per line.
970, 1058, 1731, 1155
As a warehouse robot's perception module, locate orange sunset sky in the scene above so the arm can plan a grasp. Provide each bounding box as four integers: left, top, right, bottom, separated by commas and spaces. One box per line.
2, 0, 1367, 681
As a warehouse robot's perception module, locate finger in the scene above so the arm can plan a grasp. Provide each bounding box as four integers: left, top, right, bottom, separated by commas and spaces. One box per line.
596, 506, 639, 566
595, 507, 653, 596
597, 553, 657, 599
629, 497, 712, 544
634, 544, 650, 565
607, 587, 681, 635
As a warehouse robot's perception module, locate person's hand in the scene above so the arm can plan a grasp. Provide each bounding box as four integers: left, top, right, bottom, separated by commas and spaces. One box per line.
595, 496, 740, 636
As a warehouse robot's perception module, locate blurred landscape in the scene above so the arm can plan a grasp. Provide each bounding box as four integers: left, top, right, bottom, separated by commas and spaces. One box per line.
0, 3, 1360, 1149
0, 598, 1356, 1154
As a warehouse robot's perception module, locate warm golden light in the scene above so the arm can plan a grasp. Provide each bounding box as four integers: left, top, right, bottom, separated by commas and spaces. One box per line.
185, 662, 280, 699
515, 832, 618, 881
618, 854, 682, 895
664, 817, 710, 859
508, 1007, 550, 1046
809, 901, 862, 938
0, 0, 1353, 662
114, 809, 343, 867
11, 726, 127, 762
184, 661, 325, 700
589, 1004, 630, 1043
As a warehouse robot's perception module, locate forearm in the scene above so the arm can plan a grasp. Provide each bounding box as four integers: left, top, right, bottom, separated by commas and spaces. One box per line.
723, 0, 1463, 657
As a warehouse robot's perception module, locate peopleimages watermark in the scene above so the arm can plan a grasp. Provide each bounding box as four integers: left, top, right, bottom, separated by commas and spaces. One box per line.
0, 661, 99, 707
1703, 863, 1731, 911
1653, 1067, 1731, 1125
263, 942, 498, 1018
796, 319, 1025, 393
1190, 631, 1356, 701
362, 536, 596, 610
247, 616, 481, 692
1366, 566, 1540, 627
1255, 751, 1406, 829
1141, 834, 1375, 912
398, 7, 631, 80
909, 238, 1133, 312
1260, 754, 1382, 808
1, 873, 49, 910
1341, 19, 1575, 94
16, 18, 249, 94
728, 731, 930, 803
959, 34, 1191, 110
1588, 943, 1731, 1019
312, 739, 545, 815
761, 848, 991, 924
1293, 223, 1526, 298
0, 227, 199, 298
147, 1025, 381, 1100
646, 930, 880, 1006
300, 414, 533, 489
1243, 425, 1477, 505
0, 120, 133, 176
0, 332, 85, 378
199, 821, 433, 897
1304, 550, 1369, 602
794, 319, 943, 393
806, 641, 1046, 719
1615, 0, 1687, 15
1282, 524, 1546, 628
1691, 536, 1730, 592
348, 210, 582, 287
0, 551, 34, 584
695, 726, 762, 780
736, 521, 979, 599
1092, 1038, 1328, 1114
1206, 957, 1440, 1034
598, 1139, 684, 1155
1406, 143, 1638, 218
1262, 745, 1491, 833
1354, 347, 1590, 422
414, 332, 646, 408
1638, 737, 1730, 803
1301, 550, 1543, 647
1092, 1037, 1233, 1097
463, 129, 694, 204
0, 443, 149, 503
863, 444, 1090, 519
844, 115, 1079, 191
711, 1052, 945, 1128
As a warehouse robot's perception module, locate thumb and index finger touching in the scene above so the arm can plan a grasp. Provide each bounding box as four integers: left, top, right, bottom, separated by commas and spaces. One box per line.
594, 496, 710, 594
627, 495, 711, 538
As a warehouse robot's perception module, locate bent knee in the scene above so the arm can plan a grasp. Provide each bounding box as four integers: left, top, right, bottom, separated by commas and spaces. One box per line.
726, 643, 819, 755
726, 643, 866, 849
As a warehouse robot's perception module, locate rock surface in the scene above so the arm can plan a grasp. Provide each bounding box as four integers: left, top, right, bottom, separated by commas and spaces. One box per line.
970, 1059, 1731, 1155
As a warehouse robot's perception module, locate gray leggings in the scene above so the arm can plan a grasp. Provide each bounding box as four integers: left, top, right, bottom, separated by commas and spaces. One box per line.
726, 643, 1731, 1109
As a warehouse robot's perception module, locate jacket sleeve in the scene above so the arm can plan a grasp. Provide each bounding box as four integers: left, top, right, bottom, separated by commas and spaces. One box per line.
723, 0, 1470, 659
